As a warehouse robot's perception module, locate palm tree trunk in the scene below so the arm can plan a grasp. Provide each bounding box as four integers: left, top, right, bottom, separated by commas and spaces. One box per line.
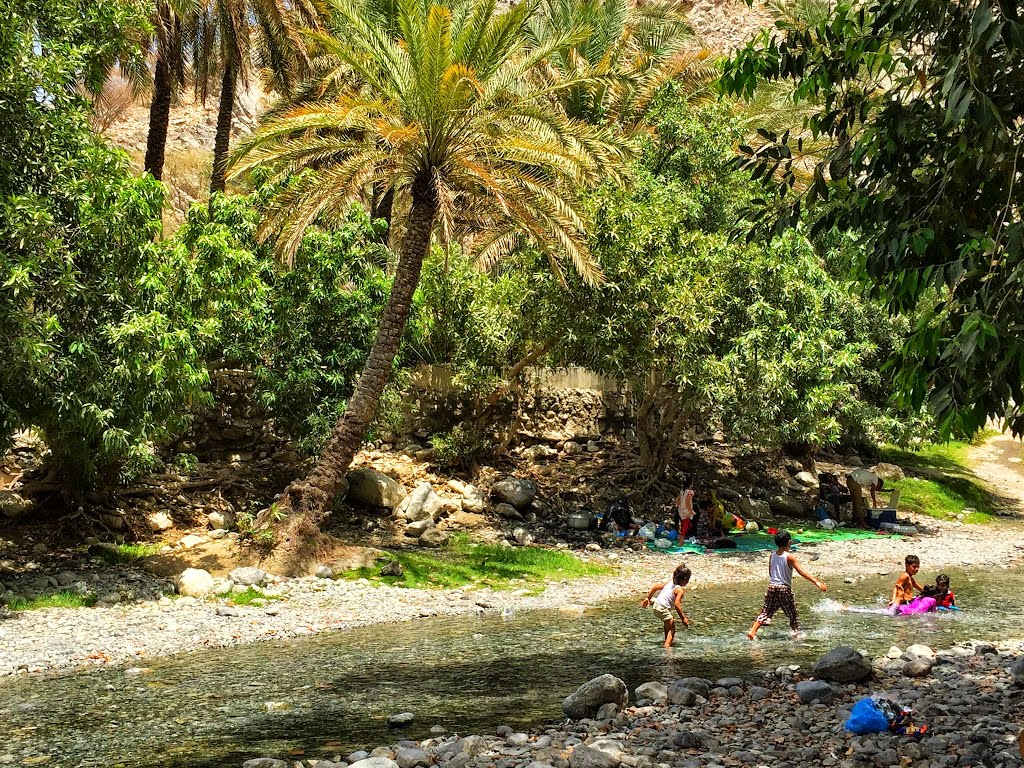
144, 51, 172, 180
276, 176, 438, 534
210, 65, 236, 194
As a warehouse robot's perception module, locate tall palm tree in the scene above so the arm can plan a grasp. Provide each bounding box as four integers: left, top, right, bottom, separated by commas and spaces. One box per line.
144, 0, 191, 180
230, 0, 632, 546
189, 0, 325, 193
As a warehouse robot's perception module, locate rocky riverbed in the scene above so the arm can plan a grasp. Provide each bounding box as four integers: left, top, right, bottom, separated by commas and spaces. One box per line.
1, 517, 1023, 677
238, 640, 1024, 768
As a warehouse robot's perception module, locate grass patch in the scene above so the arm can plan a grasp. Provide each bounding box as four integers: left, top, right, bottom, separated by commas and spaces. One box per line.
7, 591, 98, 610
339, 534, 610, 590
219, 586, 277, 606
877, 431, 999, 524
93, 542, 162, 564
891, 476, 995, 524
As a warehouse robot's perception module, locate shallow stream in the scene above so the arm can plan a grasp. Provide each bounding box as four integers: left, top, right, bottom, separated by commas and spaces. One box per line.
3, 567, 1022, 767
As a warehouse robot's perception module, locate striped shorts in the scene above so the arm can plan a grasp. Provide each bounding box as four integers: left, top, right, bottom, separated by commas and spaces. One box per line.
756, 585, 799, 631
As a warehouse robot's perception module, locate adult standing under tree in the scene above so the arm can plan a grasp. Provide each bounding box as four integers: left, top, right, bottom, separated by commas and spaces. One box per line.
675, 477, 695, 538
229, 0, 632, 561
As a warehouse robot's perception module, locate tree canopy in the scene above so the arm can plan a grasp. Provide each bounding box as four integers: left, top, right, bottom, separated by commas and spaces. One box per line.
720, 0, 1024, 436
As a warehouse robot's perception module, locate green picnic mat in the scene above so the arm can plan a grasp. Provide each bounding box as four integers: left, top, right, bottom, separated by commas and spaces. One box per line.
646, 527, 893, 555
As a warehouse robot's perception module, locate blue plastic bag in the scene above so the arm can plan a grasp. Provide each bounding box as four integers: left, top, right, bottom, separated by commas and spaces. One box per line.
845, 698, 890, 734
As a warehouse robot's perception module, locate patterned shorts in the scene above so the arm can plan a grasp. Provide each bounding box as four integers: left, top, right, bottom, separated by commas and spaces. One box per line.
757, 585, 799, 631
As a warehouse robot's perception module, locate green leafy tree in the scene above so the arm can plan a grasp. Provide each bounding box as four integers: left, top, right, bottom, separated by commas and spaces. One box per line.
720, 0, 1024, 436
1, 2, 212, 488
167, 189, 392, 451
230, 0, 632, 545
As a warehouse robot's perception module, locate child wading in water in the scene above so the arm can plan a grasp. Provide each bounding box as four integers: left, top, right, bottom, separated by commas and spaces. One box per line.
642, 564, 691, 647
747, 530, 827, 639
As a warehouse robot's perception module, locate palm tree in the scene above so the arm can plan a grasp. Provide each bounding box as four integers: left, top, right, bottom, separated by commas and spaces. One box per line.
189, 0, 324, 193
230, 0, 632, 546
527, 0, 701, 129
144, 0, 191, 180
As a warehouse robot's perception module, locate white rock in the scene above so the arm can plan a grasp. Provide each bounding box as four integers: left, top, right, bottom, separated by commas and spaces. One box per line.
208, 510, 234, 530
146, 511, 174, 531
175, 568, 215, 597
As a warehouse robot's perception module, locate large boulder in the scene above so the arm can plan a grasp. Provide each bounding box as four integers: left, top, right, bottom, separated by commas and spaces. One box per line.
738, 496, 770, 519
397, 482, 443, 522
175, 568, 215, 597
811, 646, 872, 683
492, 477, 538, 509
347, 467, 406, 510
562, 674, 628, 719
768, 495, 809, 516
871, 462, 905, 481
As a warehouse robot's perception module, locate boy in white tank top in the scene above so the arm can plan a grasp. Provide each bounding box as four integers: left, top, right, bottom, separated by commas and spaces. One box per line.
641, 564, 691, 647
747, 530, 827, 639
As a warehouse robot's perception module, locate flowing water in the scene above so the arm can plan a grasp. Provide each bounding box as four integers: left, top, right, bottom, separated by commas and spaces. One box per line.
3, 567, 1022, 768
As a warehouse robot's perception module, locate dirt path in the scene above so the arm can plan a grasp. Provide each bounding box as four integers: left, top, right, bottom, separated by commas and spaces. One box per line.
968, 429, 1024, 515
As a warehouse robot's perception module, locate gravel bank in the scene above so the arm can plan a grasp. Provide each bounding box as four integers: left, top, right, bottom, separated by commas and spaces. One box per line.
1, 517, 1022, 677
239, 639, 1024, 768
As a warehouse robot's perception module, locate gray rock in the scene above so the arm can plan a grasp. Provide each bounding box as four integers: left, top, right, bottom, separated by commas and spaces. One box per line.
665, 681, 697, 706
738, 497, 770, 519
715, 677, 743, 688
812, 646, 872, 682
461, 485, 486, 513
230, 567, 267, 587
672, 731, 701, 749
455, 735, 489, 757
55, 571, 79, 586
243, 760, 288, 768
175, 568, 215, 597
562, 674, 628, 719
670, 677, 712, 698
634, 681, 668, 704
903, 644, 934, 660
748, 686, 772, 702
350, 759, 400, 768
146, 511, 174, 531
495, 503, 523, 521
794, 471, 819, 487
400, 482, 442, 523
348, 752, 370, 763
314, 565, 334, 579
511, 527, 533, 546
208, 510, 234, 530
395, 747, 429, 768
768, 495, 807, 516
405, 518, 434, 538
380, 560, 403, 577
568, 746, 619, 768
1010, 656, 1024, 684
974, 642, 998, 655
595, 702, 619, 720
388, 712, 414, 726
492, 477, 538, 509
347, 467, 406, 510
419, 528, 450, 548
216, 605, 240, 617
905, 658, 934, 677
795, 680, 834, 704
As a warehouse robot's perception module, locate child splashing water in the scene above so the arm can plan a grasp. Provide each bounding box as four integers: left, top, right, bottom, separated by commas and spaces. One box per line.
747, 531, 827, 639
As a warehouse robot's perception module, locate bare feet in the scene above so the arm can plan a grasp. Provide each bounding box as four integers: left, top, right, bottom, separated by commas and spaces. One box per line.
746, 631, 757, 640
